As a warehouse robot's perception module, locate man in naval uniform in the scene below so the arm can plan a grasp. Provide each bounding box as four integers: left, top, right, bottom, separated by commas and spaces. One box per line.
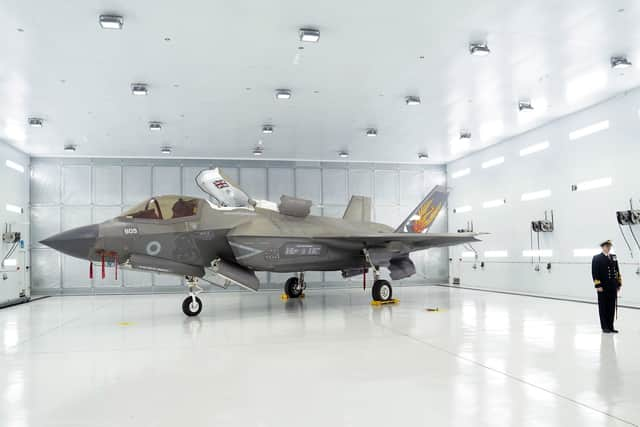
591, 240, 622, 333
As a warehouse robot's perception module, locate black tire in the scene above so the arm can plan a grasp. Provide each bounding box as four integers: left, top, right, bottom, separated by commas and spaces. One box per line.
182, 296, 203, 316
372, 279, 392, 302
284, 276, 303, 298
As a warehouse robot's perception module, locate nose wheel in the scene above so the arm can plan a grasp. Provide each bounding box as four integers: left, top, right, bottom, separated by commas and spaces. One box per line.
183, 276, 204, 316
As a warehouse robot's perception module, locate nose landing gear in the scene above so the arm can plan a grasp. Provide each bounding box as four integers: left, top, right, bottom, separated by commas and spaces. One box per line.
182, 276, 203, 316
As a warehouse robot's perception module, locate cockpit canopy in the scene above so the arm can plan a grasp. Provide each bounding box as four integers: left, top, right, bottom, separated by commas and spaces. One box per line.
121, 195, 201, 220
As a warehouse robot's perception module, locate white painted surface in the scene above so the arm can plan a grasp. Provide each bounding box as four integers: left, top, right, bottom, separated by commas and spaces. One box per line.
30, 158, 447, 293
448, 87, 640, 307
0, 141, 29, 306
1, 286, 638, 426
3, 1, 640, 163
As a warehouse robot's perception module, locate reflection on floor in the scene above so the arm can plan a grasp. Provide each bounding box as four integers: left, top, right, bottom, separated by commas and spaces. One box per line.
1, 286, 639, 427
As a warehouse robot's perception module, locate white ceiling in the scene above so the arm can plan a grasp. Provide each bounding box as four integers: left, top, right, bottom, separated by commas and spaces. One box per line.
1, 0, 640, 164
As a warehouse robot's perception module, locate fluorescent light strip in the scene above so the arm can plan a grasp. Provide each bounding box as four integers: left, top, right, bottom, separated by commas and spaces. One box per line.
451, 168, 470, 179
485, 250, 508, 258
521, 189, 551, 201
519, 141, 550, 157
481, 156, 505, 169
454, 205, 472, 213
5, 204, 22, 214
2, 259, 17, 267
573, 248, 601, 257
575, 177, 612, 192
569, 120, 609, 141
482, 199, 505, 208
461, 251, 476, 258
522, 249, 552, 257
5, 160, 25, 173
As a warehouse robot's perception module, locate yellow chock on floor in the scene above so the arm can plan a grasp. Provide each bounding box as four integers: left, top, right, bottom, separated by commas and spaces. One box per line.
118, 321, 134, 326
280, 293, 305, 300
425, 307, 440, 312
370, 298, 400, 306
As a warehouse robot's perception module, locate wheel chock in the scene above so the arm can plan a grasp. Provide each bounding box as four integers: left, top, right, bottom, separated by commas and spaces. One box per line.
425, 307, 440, 312
280, 293, 305, 300
370, 298, 399, 306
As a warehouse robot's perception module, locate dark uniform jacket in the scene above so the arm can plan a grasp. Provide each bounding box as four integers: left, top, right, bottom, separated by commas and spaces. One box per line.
591, 253, 622, 290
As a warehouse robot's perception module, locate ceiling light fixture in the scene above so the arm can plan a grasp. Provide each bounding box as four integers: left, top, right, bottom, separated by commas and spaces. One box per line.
99, 14, 124, 30
63, 144, 77, 152
28, 117, 43, 128
469, 42, 490, 56
262, 125, 274, 134
460, 131, 471, 141
366, 128, 377, 137
131, 83, 148, 96
611, 55, 632, 69
338, 151, 349, 158
299, 28, 320, 43
417, 152, 429, 160
148, 121, 162, 131
518, 100, 534, 112
160, 146, 172, 155
252, 145, 264, 156
275, 89, 292, 100
405, 96, 421, 106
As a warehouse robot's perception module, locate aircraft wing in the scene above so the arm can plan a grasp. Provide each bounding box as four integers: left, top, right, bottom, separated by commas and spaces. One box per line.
313, 232, 481, 251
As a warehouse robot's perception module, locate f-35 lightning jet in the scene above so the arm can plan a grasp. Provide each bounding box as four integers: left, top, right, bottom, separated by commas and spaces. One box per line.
41, 168, 481, 316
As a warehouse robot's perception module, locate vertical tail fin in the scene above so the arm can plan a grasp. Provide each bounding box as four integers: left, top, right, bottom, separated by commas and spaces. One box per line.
395, 185, 448, 233
343, 196, 372, 222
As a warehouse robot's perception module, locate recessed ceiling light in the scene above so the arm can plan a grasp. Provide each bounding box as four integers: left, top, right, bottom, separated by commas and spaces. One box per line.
131, 83, 148, 96
64, 144, 77, 152
518, 100, 534, 112
469, 42, 490, 56
405, 96, 421, 106
99, 14, 124, 30
338, 151, 349, 158
366, 128, 377, 137
160, 146, 172, 155
611, 56, 632, 69
262, 125, 274, 134
299, 28, 320, 43
28, 117, 43, 128
253, 144, 264, 156
417, 153, 429, 160
275, 89, 292, 100
149, 121, 162, 131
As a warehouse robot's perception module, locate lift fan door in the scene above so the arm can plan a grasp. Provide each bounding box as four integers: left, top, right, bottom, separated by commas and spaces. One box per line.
195, 168, 252, 208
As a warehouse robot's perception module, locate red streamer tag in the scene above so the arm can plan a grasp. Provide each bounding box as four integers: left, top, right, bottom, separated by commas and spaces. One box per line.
101, 254, 105, 279
89, 262, 93, 279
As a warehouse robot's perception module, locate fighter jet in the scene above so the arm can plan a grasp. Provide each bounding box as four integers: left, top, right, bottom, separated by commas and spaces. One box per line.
41, 168, 481, 316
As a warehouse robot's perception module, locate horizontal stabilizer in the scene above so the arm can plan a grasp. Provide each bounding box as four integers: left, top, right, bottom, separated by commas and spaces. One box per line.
343, 196, 372, 222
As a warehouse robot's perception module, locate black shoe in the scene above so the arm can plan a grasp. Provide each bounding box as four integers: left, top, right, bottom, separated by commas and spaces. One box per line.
603, 329, 613, 333
611, 329, 619, 333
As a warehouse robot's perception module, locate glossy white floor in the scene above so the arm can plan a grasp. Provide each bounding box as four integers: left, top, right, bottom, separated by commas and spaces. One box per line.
1, 286, 639, 427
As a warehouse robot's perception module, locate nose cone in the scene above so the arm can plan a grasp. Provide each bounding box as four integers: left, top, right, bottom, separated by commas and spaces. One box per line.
40, 224, 99, 259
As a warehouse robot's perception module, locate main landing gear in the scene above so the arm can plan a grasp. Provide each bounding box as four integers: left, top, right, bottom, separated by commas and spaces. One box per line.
182, 276, 203, 316
283, 272, 305, 298
363, 248, 393, 302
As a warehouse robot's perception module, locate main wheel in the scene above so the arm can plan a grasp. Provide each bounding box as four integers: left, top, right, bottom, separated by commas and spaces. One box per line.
372, 279, 392, 302
284, 276, 303, 298
182, 296, 203, 316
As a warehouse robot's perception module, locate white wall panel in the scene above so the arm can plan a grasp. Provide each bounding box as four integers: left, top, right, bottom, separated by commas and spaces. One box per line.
349, 169, 373, 198
62, 166, 91, 205
123, 166, 151, 204
93, 166, 121, 205
61, 207, 92, 230
322, 169, 348, 205
31, 207, 60, 247
399, 170, 425, 207
240, 168, 267, 200
182, 166, 203, 197
31, 249, 60, 290
295, 168, 321, 202
447, 89, 640, 306
374, 170, 398, 205
153, 166, 181, 195
63, 255, 91, 288
268, 168, 294, 199
31, 162, 60, 204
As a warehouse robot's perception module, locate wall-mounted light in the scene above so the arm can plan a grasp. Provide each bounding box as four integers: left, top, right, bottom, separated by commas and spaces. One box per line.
482, 199, 506, 208
481, 156, 504, 169
485, 250, 508, 258
521, 189, 551, 201
5, 160, 24, 173
569, 120, 609, 141
453, 205, 472, 213
451, 168, 470, 179
572, 177, 613, 192
519, 141, 550, 157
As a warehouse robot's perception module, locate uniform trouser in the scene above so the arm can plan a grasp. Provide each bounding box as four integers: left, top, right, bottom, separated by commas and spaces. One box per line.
597, 285, 617, 330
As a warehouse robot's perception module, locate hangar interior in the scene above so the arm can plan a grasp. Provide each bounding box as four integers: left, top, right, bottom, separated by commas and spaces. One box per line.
2, 1, 640, 426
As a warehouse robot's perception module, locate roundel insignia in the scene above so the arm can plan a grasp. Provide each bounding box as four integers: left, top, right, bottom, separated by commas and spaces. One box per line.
146, 241, 162, 256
